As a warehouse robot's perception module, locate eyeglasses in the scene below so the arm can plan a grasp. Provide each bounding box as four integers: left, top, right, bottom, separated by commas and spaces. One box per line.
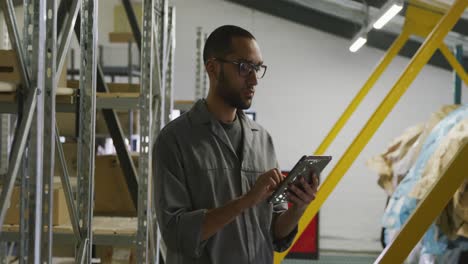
214, 58, 267, 79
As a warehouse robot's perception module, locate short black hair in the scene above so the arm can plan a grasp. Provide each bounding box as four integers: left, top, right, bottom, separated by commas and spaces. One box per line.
203, 25, 255, 64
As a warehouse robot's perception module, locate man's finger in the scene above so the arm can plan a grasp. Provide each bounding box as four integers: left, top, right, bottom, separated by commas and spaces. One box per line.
300, 177, 315, 195
289, 184, 310, 202
275, 169, 284, 183
312, 174, 319, 189
268, 177, 277, 188
271, 169, 282, 185
287, 191, 303, 205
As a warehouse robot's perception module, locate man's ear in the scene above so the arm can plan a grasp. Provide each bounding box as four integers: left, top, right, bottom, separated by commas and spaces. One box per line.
205, 59, 218, 81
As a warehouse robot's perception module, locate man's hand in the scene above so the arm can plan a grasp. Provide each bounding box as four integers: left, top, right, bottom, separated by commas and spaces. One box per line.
287, 172, 319, 211
245, 168, 284, 206
201, 169, 285, 241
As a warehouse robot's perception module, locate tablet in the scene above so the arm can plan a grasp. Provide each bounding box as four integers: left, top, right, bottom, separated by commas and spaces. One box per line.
267, 155, 332, 204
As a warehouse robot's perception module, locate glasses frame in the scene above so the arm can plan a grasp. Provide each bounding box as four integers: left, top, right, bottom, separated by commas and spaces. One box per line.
214, 58, 267, 79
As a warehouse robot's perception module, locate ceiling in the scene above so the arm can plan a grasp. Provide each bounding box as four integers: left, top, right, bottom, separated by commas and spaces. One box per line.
9, 0, 466, 70
227, 0, 468, 71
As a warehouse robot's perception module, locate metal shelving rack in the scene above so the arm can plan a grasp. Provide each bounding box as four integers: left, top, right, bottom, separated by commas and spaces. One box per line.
195, 27, 207, 101
0, 0, 175, 263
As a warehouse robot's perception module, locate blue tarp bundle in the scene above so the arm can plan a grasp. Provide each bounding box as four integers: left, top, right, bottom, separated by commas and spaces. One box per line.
383, 104, 468, 256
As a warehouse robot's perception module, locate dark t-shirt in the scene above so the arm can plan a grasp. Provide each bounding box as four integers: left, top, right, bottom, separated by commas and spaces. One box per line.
219, 115, 243, 159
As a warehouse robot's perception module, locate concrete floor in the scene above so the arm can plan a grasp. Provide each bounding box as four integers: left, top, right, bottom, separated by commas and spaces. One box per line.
282, 251, 378, 264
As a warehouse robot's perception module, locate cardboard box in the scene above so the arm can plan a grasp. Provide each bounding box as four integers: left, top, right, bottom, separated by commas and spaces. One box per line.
66, 80, 140, 93
56, 112, 78, 137
54, 142, 78, 178
113, 3, 142, 33
0, 50, 20, 83
53, 245, 75, 258
109, 32, 135, 43
56, 111, 138, 137
94, 154, 139, 217
3, 184, 69, 226
0, 49, 65, 85
96, 246, 136, 264
96, 111, 139, 136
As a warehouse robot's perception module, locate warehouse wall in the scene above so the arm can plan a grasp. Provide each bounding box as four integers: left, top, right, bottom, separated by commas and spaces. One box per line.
2, 0, 468, 253
165, 0, 468, 252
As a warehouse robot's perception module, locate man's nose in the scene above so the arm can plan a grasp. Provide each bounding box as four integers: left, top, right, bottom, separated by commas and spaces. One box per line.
247, 70, 258, 86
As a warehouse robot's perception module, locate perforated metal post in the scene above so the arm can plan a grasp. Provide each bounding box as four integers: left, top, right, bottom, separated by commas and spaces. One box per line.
19, 0, 34, 259
160, 0, 168, 126
0, 2, 40, 261
76, 0, 97, 262
128, 41, 134, 146
149, 2, 167, 262
20, 0, 34, 255
151, 0, 165, 142
41, 0, 57, 261
164, 7, 175, 125
202, 33, 208, 99
25, 0, 47, 262
195, 27, 203, 100
136, 0, 155, 262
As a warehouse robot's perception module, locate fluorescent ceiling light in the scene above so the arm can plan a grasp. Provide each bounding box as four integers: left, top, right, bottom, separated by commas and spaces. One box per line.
373, 1, 404, 29
349, 35, 367, 52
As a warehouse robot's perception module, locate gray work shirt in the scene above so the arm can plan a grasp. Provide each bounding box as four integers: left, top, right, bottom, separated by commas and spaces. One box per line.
153, 100, 297, 264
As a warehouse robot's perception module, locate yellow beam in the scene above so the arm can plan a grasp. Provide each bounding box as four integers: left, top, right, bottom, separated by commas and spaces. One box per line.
274, 0, 468, 262
405, 3, 444, 38
314, 31, 410, 155
375, 142, 468, 264
410, 0, 451, 14
439, 43, 468, 87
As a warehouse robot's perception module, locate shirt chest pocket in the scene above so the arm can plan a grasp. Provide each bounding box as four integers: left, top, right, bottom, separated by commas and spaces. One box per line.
188, 138, 237, 171
241, 162, 271, 189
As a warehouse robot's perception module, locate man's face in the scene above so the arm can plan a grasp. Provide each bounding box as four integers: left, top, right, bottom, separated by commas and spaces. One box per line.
214, 37, 263, 110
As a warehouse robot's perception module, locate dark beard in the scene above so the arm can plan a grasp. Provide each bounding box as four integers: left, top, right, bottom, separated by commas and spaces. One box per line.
216, 67, 251, 110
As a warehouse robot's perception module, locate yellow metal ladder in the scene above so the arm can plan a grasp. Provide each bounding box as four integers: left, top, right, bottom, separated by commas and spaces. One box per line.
274, 0, 468, 263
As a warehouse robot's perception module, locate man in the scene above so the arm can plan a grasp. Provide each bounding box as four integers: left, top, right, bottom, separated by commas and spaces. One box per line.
153, 25, 318, 264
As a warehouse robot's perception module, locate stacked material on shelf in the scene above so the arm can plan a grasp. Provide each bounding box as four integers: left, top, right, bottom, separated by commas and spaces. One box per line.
381, 104, 468, 262
0, 81, 17, 92
96, 246, 136, 264
0, 50, 20, 84
2, 177, 72, 226
0, 50, 70, 89
56, 111, 139, 137
56, 80, 140, 137
94, 154, 138, 217
0, 83, 74, 96
0, 48, 73, 96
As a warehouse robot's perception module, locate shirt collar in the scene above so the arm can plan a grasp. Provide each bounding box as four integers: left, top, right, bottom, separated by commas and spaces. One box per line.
189, 99, 260, 131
